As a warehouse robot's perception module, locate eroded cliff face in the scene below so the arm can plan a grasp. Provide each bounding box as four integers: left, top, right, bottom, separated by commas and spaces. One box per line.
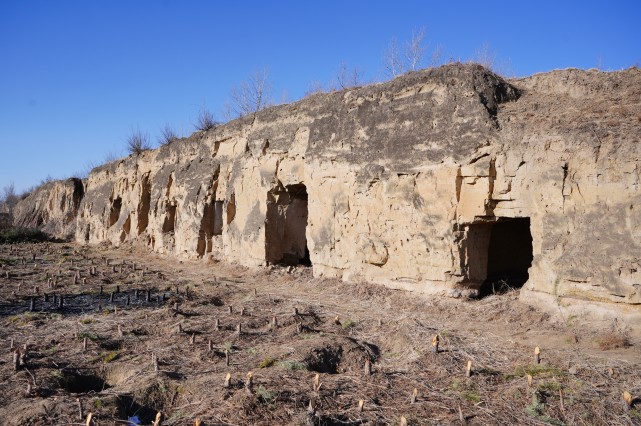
16, 63, 641, 310
12, 178, 84, 239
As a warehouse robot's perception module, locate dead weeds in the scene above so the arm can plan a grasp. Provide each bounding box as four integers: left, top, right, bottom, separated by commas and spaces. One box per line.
0, 242, 639, 425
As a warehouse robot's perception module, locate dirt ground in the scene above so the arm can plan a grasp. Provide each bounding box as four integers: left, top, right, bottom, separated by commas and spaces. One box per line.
0, 242, 639, 426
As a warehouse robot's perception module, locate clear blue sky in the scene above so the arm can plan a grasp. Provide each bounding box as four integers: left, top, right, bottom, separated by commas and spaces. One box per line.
1, 1, 639, 194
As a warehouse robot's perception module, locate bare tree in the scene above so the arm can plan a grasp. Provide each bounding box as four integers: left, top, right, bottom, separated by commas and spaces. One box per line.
126, 130, 151, 155
474, 42, 496, 71
195, 108, 218, 131
1, 182, 18, 213
405, 27, 426, 72
383, 37, 404, 78
228, 68, 273, 119
383, 26, 431, 78
159, 124, 179, 145
304, 80, 324, 97
334, 62, 365, 90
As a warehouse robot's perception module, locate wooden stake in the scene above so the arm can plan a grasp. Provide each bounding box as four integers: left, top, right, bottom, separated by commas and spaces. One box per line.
623, 390, 634, 411
271, 316, 278, 329
432, 334, 440, 353
364, 359, 372, 376
410, 388, 418, 404
534, 346, 541, 364
208, 339, 213, 351
77, 398, 83, 419
228, 305, 233, 314
224, 372, 231, 388
358, 399, 365, 412
214, 318, 220, 330
559, 388, 565, 413
85, 413, 93, 426
225, 349, 230, 366
245, 372, 253, 395
466, 360, 472, 378
153, 411, 163, 426
117, 325, 123, 338
253, 288, 257, 296
190, 333, 196, 344
194, 419, 202, 426
527, 374, 533, 388
400, 416, 408, 426
83, 337, 88, 351
153, 353, 159, 372
236, 323, 242, 335
313, 373, 321, 391
458, 404, 466, 424
13, 349, 20, 371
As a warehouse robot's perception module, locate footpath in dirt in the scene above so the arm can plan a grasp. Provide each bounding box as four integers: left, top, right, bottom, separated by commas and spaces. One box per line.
0, 242, 639, 425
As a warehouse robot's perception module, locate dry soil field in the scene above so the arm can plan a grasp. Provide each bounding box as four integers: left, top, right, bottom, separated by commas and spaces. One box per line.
0, 241, 639, 425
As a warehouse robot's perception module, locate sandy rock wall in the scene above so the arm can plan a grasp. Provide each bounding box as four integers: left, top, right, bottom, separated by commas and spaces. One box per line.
15, 64, 641, 311
12, 178, 84, 239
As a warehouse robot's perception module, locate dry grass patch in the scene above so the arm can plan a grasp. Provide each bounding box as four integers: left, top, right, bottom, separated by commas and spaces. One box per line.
597, 333, 631, 350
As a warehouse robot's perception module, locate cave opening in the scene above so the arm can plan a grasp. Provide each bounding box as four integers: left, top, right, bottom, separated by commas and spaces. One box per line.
108, 197, 122, 227
265, 183, 311, 266
197, 199, 223, 257
162, 203, 176, 233
137, 174, 151, 235
479, 217, 533, 296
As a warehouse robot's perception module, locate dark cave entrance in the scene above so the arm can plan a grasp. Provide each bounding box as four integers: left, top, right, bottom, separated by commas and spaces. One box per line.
108, 197, 122, 227
265, 183, 311, 267
478, 217, 533, 296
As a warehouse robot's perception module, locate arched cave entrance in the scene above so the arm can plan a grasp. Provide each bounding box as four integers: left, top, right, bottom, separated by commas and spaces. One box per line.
465, 217, 533, 296
265, 183, 311, 266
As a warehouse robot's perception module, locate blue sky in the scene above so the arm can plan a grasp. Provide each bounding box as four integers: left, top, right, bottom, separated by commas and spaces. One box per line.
1, 1, 639, 193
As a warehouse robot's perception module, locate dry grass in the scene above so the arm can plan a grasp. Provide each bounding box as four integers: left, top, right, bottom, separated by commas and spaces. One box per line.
597, 332, 631, 350
0, 242, 639, 425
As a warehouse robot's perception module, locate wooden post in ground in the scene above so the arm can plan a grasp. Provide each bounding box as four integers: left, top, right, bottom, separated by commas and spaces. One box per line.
245, 372, 254, 395
364, 359, 372, 376
432, 335, 440, 353
623, 391, 634, 411
153, 411, 163, 426
410, 388, 418, 404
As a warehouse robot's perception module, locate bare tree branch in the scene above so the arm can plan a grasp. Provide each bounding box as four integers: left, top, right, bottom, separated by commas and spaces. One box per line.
334, 62, 365, 90
126, 130, 151, 155
405, 27, 426, 72
1, 182, 18, 214
228, 68, 273, 119
474, 42, 496, 71
304, 80, 324, 97
383, 26, 433, 78
383, 37, 403, 78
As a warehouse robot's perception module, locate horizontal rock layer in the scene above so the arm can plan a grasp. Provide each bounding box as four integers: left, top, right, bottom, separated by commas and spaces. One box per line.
14, 63, 641, 309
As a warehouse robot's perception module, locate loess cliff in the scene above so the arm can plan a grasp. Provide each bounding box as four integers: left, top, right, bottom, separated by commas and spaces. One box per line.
13, 63, 641, 313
